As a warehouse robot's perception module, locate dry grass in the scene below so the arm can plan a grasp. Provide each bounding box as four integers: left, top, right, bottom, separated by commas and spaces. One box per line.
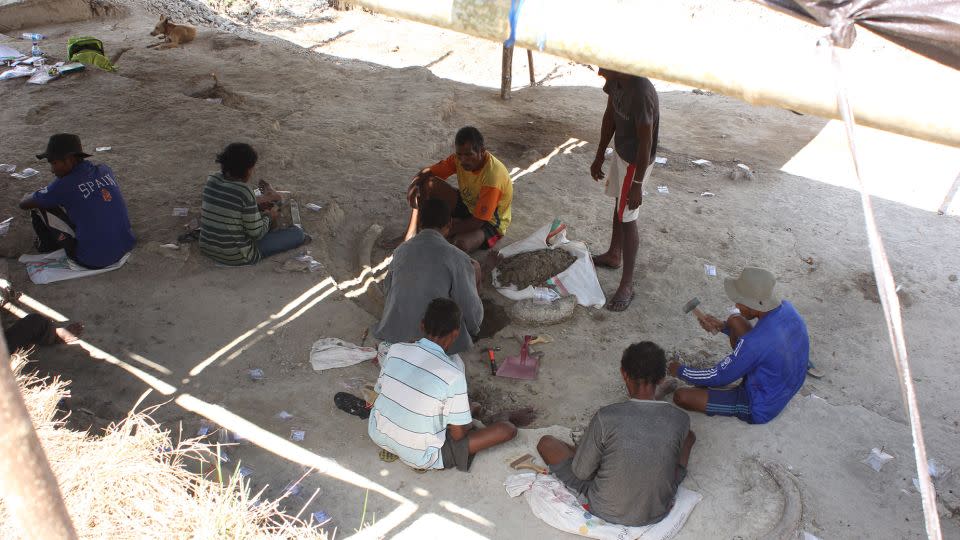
0, 358, 327, 539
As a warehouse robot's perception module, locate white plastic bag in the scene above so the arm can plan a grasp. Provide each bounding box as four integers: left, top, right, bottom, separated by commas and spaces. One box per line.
0, 65, 36, 80
19, 249, 130, 284
493, 220, 605, 308
508, 473, 701, 540
309, 338, 376, 371
27, 66, 59, 85
861, 447, 894, 472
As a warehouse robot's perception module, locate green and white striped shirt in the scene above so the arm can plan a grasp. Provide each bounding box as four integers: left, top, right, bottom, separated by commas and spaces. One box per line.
199, 173, 270, 265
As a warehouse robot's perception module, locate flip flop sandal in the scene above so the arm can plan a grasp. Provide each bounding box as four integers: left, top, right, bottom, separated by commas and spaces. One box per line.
591, 255, 622, 270
379, 449, 399, 463
806, 361, 825, 379
334, 392, 370, 419
606, 292, 636, 312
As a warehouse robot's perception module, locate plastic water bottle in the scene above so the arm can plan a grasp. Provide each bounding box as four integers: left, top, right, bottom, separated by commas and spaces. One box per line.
532, 287, 560, 304
22, 33, 44, 57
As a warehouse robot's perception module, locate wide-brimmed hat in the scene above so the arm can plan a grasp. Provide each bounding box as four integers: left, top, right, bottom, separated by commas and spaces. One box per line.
723, 267, 781, 312
36, 133, 91, 161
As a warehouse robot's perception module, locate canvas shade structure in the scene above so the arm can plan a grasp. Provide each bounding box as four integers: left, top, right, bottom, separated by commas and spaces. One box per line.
757, 0, 960, 71
347, 0, 960, 148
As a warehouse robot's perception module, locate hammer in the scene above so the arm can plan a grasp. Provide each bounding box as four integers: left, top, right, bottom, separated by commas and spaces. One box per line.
682, 297, 712, 327
509, 453, 547, 474
682, 297, 705, 318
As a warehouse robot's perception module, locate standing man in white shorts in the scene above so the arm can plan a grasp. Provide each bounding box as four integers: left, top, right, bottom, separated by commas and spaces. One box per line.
589, 68, 660, 312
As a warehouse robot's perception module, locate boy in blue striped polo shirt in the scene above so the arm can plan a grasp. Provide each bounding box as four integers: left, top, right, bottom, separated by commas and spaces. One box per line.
368, 298, 517, 471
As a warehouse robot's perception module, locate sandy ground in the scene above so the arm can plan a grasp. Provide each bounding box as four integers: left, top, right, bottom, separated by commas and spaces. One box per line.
2, 1, 960, 538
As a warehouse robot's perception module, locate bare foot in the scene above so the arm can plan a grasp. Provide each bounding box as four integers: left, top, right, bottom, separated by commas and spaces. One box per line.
655, 377, 679, 400
507, 407, 538, 427
488, 406, 538, 427
55, 322, 84, 344
592, 252, 622, 270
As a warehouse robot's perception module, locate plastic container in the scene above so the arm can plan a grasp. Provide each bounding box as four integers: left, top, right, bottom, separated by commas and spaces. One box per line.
532, 287, 560, 303
22, 34, 45, 57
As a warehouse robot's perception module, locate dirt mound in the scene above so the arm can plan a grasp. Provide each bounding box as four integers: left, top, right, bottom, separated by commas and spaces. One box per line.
496, 249, 576, 289
186, 73, 245, 108
0, 0, 124, 31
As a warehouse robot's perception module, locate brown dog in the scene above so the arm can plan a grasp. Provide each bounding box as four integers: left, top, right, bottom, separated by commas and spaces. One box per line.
148, 16, 196, 49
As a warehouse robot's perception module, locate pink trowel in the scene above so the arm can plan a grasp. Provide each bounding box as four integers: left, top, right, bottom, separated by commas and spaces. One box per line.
497, 335, 541, 380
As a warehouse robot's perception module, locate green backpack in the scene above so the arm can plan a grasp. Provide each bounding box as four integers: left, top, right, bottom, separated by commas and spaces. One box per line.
67, 36, 117, 72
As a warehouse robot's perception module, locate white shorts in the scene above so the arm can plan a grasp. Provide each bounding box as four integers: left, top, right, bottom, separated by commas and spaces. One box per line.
605, 151, 652, 223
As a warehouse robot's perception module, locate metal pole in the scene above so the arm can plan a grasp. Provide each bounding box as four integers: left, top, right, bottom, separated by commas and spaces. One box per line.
830, 43, 943, 539
500, 43, 514, 100
351, 0, 960, 148
0, 335, 78, 539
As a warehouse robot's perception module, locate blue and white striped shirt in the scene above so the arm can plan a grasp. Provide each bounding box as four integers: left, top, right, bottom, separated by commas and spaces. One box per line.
368, 338, 473, 469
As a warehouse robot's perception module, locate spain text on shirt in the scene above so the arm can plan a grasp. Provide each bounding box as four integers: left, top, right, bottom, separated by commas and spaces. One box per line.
78, 173, 118, 199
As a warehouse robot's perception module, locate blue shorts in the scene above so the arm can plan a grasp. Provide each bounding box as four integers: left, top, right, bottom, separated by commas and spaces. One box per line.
705, 385, 753, 423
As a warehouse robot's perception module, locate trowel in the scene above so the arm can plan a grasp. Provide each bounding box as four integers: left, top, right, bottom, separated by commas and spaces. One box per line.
496, 335, 541, 380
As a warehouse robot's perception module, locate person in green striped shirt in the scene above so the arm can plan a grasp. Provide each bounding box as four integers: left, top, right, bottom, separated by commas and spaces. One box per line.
199, 143, 308, 265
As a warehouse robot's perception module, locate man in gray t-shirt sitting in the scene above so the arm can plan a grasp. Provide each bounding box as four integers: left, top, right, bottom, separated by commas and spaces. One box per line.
537, 342, 696, 527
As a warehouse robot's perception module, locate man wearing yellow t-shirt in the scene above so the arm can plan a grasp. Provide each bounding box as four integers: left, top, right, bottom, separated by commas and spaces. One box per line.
402, 127, 513, 253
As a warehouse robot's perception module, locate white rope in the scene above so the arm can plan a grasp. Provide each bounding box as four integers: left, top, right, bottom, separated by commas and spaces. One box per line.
827, 40, 942, 539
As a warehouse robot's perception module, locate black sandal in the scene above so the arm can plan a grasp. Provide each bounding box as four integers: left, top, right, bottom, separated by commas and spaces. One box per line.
334, 392, 370, 419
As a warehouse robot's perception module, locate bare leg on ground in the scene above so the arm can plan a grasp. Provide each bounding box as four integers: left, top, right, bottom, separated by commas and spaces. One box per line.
395, 177, 460, 244
673, 387, 709, 413
465, 421, 517, 455
606, 218, 639, 311
53, 322, 84, 345
537, 435, 576, 465
452, 228, 487, 254
592, 204, 622, 269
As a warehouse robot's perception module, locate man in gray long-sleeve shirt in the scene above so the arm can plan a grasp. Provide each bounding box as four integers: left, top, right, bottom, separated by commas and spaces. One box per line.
373, 198, 483, 355
537, 342, 696, 527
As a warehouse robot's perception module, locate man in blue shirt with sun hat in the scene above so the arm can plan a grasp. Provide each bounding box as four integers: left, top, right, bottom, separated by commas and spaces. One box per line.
19, 133, 135, 269
668, 267, 809, 424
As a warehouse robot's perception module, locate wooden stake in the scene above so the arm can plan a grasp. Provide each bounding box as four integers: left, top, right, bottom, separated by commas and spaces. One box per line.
527, 49, 535, 86
0, 335, 77, 539
500, 44, 514, 100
